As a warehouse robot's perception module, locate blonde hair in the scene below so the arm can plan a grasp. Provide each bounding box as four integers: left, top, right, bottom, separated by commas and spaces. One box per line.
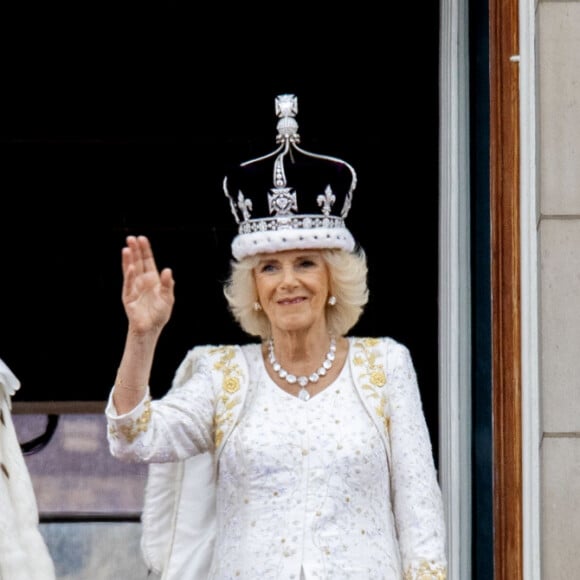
223, 248, 369, 339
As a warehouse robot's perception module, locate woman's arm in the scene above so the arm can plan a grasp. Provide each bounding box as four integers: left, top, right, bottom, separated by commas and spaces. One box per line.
112, 235, 175, 414
387, 343, 447, 578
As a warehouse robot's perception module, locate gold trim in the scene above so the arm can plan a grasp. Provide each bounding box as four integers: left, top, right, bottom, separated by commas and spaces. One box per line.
211, 346, 244, 449
108, 399, 152, 443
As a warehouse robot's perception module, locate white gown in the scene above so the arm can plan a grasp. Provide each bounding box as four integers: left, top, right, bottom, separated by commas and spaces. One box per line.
212, 359, 402, 578
0, 358, 56, 580
106, 337, 447, 580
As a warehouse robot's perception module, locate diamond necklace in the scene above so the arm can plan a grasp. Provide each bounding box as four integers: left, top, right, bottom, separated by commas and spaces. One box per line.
267, 336, 337, 401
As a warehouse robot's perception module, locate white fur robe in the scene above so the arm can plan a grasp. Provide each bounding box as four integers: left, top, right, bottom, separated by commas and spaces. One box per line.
0, 358, 56, 580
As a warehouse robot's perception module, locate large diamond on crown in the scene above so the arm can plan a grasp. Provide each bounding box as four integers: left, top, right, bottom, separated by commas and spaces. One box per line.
268, 187, 297, 216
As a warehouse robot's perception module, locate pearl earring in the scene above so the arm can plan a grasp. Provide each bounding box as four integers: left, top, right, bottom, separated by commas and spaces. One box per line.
327, 295, 337, 306
253, 302, 262, 311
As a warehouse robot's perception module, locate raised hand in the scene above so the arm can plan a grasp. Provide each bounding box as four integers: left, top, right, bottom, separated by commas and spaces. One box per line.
121, 235, 175, 336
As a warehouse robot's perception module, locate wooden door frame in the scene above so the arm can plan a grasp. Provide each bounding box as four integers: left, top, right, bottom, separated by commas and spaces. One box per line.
489, 0, 523, 577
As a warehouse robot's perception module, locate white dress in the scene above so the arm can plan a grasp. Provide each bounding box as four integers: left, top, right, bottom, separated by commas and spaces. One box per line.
212, 357, 402, 579
106, 337, 447, 580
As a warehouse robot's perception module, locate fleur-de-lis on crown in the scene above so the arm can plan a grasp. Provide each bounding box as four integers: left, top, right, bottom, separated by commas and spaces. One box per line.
237, 191, 252, 221
317, 185, 336, 216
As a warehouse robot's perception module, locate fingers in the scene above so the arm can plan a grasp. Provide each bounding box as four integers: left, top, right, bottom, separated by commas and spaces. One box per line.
120, 237, 175, 327
122, 236, 140, 278
123, 235, 159, 276
122, 236, 173, 302
136, 235, 159, 274
159, 267, 176, 303
121, 245, 133, 278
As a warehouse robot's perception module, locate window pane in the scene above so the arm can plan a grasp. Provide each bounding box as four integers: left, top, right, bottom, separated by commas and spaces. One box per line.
13, 413, 146, 515
40, 522, 156, 580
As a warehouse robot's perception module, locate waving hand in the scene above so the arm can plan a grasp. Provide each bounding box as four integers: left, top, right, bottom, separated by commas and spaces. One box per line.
121, 235, 175, 336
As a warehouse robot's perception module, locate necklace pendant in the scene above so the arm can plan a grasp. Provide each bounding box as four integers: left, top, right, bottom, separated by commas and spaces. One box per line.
267, 335, 336, 404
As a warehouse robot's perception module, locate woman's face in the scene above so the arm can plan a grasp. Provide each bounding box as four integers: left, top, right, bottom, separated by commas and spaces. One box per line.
253, 249, 330, 334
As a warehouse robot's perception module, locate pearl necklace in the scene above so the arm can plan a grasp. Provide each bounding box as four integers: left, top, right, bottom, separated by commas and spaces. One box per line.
267, 336, 337, 401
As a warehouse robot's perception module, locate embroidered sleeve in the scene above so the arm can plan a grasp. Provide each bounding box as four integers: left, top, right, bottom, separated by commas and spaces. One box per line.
106, 393, 152, 445
387, 340, 447, 579
105, 346, 217, 463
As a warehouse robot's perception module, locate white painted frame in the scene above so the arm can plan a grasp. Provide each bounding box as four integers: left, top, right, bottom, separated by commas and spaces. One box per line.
439, 1, 472, 578
440, 1, 540, 578
519, 0, 541, 578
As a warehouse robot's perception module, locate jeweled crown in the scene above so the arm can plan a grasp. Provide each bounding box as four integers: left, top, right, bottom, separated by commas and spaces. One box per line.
223, 94, 357, 260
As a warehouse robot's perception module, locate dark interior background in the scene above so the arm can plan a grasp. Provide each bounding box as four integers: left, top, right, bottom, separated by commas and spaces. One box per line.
1, 2, 440, 457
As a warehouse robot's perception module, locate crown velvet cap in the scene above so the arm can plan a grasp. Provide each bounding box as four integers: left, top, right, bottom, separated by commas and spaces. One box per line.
223, 94, 357, 260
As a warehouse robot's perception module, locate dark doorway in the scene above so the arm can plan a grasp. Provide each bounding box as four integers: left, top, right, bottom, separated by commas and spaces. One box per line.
1, 3, 440, 460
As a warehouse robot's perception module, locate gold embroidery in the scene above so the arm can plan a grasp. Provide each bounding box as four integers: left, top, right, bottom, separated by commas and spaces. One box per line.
109, 398, 152, 443
223, 376, 240, 394
376, 394, 391, 431
223, 396, 241, 411
214, 425, 224, 448
370, 369, 387, 387
403, 560, 447, 580
353, 338, 386, 388
211, 346, 244, 448
353, 338, 390, 434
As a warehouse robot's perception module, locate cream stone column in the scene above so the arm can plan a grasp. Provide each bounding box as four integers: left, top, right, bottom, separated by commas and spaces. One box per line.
538, 3, 580, 577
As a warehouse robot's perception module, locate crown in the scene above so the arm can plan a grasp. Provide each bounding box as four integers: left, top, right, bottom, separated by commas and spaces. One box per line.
223, 94, 357, 260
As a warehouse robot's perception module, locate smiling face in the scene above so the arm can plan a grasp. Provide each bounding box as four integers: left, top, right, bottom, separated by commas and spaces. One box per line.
253, 249, 331, 335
